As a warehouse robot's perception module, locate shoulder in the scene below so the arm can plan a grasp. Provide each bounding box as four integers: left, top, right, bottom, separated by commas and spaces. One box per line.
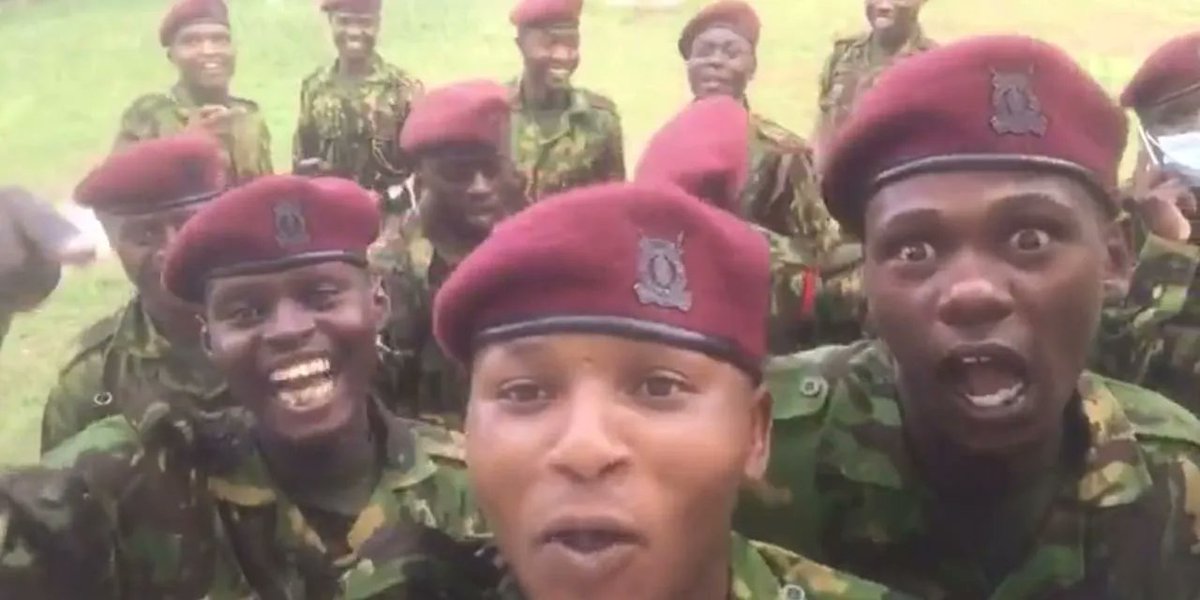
575, 87, 620, 117
381, 62, 424, 92
57, 309, 122, 377
827, 32, 870, 60
229, 95, 262, 113
121, 92, 177, 119
766, 340, 884, 422
750, 114, 810, 155
1092, 372, 1200, 448
408, 418, 467, 464
744, 537, 912, 599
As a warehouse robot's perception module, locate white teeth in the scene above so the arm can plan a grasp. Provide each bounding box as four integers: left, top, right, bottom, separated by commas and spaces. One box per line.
965, 382, 1026, 409
277, 379, 335, 412
269, 358, 332, 384
960, 355, 993, 365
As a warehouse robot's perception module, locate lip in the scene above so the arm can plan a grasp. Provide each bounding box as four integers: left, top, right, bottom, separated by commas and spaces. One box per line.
935, 341, 1032, 418
533, 512, 646, 581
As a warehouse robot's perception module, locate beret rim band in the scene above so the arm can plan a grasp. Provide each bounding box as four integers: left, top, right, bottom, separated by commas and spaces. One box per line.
473, 315, 761, 379
93, 188, 222, 217
1133, 80, 1200, 111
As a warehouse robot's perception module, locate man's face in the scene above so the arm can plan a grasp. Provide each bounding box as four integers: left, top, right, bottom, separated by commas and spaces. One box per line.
1141, 89, 1200, 138
686, 27, 756, 100
328, 11, 380, 63
100, 203, 205, 313
168, 22, 236, 92
418, 144, 526, 238
204, 261, 386, 445
467, 334, 770, 600
864, 0, 924, 38
516, 25, 581, 91
862, 170, 1124, 455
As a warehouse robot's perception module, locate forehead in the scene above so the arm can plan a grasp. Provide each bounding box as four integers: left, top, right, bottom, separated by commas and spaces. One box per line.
329, 10, 379, 22
522, 24, 579, 43
205, 260, 367, 302
692, 26, 751, 48
864, 170, 1095, 229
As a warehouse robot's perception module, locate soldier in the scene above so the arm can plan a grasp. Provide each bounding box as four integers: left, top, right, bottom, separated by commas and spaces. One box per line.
812, 0, 936, 164
40, 135, 228, 452
0, 175, 486, 598
635, 96, 863, 352
369, 81, 528, 426
735, 36, 1200, 598
0, 187, 94, 353
508, 0, 626, 201
680, 0, 844, 271
1091, 32, 1200, 411
293, 0, 423, 205
115, 0, 273, 185
431, 181, 915, 599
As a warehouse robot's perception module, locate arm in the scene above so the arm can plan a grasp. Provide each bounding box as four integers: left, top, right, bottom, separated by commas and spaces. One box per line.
293, 81, 319, 171
40, 350, 113, 455
599, 111, 627, 183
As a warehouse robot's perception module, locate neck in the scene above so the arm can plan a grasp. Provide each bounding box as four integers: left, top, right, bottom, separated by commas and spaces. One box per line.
682, 539, 733, 600
260, 404, 377, 496
144, 296, 202, 343
184, 81, 229, 105
873, 27, 914, 54
521, 76, 567, 110
337, 54, 372, 78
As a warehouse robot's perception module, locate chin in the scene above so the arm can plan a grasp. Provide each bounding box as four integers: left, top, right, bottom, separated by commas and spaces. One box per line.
265, 398, 358, 447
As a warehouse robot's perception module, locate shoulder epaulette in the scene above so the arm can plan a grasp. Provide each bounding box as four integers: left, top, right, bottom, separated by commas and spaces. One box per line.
230, 96, 260, 112
59, 310, 122, 375
124, 93, 176, 115
1100, 373, 1200, 447
579, 88, 619, 114
752, 115, 809, 154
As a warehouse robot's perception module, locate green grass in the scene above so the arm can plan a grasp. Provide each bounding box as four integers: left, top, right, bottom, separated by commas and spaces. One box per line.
1, 0, 1197, 464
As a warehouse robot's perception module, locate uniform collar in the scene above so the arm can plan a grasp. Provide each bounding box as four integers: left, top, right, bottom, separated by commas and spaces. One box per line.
866, 26, 934, 58
324, 53, 390, 85
508, 78, 587, 116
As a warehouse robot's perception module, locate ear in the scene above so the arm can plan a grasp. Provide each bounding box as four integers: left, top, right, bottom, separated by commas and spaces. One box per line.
1101, 214, 1134, 297
368, 274, 391, 332
198, 316, 214, 357
743, 383, 773, 481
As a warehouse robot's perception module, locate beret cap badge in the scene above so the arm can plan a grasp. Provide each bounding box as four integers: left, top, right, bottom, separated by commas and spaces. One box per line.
990, 69, 1048, 136
634, 234, 693, 312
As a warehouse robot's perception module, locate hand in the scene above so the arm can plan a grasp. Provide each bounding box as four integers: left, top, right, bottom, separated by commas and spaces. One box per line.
1131, 165, 1196, 242
186, 104, 239, 137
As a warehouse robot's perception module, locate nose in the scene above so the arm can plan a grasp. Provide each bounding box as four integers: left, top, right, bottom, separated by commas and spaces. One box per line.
263, 298, 316, 352
465, 170, 495, 198
545, 382, 630, 484
935, 257, 1014, 330
151, 223, 184, 267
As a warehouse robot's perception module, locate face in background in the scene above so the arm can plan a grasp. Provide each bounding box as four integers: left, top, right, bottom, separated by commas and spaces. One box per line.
204, 261, 387, 445
516, 25, 581, 92
1139, 88, 1200, 138
168, 22, 236, 93
418, 143, 527, 240
861, 170, 1126, 456
328, 10, 381, 63
100, 203, 206, 322
467, 334, 770, 600
686, 27, 756, 100
864, 0, 924, 41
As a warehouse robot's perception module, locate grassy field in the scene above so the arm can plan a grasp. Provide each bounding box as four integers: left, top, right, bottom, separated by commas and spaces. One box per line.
1, 0, 1197, 464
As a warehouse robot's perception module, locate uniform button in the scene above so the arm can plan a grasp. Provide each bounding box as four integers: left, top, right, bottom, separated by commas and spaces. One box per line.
781, 584, 807, 600
799, 377, 826, 397
93, 391, 113, 407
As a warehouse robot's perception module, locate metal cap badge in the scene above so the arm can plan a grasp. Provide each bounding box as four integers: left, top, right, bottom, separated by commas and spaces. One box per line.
634, 233, 693, 312
273, 200, 310, 248
990, 69, 1048, 136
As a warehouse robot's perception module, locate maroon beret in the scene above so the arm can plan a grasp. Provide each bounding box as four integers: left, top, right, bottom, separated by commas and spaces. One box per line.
160, 0, 229, 47
321, 0, 381, 14
510, 0, 583, 28
163, 175, 379, 303
1121, 33, 1200, 110
678, 0, 760, 58
75, 135, 226, 216
635, 97, 750, 213
434, 182, 770, 375
399, 80, 512, 155
821, 35, 1128, 237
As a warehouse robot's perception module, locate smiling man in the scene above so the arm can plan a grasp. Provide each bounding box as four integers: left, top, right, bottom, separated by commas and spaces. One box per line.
293, 0, 423, 202
369, 80, 529, 426
115, 0, 273, 185
813, 0, 936, 163
40, 135, 228, 453
680, 0, 845, 270
431, 181, 914, 600
735, 36, 1200, 598
508, 0, 626, 201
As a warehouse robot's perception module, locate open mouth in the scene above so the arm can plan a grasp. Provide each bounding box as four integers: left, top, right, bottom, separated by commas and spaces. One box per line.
938, 343, 1030, 412
268, 356, 335, 413
199, 60, 227, 77
537, 515, 644, 556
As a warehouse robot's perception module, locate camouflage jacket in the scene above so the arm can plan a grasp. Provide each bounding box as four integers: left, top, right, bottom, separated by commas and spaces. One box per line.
115, 83, 273, 185
817, 29, 937, 134
293, 55, 423, 200
368, 210, 474, 428
745, 112, 845, 261
736, 340, 1200, 599
40, 296, 226, 453
508, 79, 626, 201
1094, 229, 1200, 413
1, 386, 487, 599
466, 532, 914, 600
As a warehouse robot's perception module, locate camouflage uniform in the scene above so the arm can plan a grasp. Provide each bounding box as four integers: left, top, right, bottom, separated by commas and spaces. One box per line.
817, 29, 937, 135
1094, 228, 1200, 413
508, 80, 626, 201
115, 84, 274, 185
1, 385, 487, 599
737, 339, 1200, 599
40, 297, 226, 453
293, 54, 423, 201
369, 211, 473, 428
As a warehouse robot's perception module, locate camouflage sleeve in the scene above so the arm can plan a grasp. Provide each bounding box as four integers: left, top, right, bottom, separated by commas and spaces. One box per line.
293, 80, 318, 169
746, 539, 918, 600
1092, 234, 1200, 383
599, 109, 626, 183
255, 118, 274, 177
816, 45, 842, 119
404, 421, 487, 539
41, 349, 115, 454
113, 97, 163, 150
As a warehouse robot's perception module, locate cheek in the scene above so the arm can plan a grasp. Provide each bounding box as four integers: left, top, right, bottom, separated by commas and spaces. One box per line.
464, 403, 539, 537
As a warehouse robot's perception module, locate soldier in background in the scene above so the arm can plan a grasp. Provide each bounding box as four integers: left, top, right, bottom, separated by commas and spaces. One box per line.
508, 0, 626, 201
0, 188, 94, 354
1093, 32, 1200, 412
40, 136, 227, 452
293, 0, 423, 206
679, 0, 845, 270
115, 0, 273, 185
812, 0, 935, 166
368, 81, 528, 427
737, 36, 1200, 598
